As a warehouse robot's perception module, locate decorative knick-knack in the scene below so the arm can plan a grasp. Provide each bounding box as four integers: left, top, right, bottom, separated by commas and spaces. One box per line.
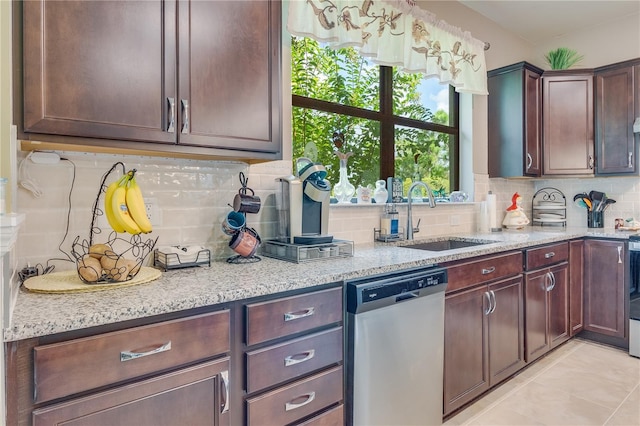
334, 152, 355, 203
332, 131, 355, 204
373, 180, 388, 204
502, 192, 530, 229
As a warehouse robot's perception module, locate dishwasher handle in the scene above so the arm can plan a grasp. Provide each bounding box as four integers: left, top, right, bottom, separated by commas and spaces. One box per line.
396, 291, 419, 303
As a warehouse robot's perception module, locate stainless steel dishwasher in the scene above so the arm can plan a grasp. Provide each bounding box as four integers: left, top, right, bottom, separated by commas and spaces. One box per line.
345, 266, 447, 425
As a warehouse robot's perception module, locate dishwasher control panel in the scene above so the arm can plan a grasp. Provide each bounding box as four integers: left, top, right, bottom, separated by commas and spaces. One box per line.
346, 267, 447, 314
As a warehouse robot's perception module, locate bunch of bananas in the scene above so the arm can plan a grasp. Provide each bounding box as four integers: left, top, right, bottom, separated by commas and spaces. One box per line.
104, 170, 153, 235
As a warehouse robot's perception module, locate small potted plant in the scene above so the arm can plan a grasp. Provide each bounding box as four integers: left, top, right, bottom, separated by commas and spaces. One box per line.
544, 47, 584, 70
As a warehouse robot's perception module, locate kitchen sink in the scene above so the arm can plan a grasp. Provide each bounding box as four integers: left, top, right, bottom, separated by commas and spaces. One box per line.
402, 238, 496, 252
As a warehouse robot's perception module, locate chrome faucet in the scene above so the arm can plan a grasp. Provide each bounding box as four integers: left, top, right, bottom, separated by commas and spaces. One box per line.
406, 181, 436, 240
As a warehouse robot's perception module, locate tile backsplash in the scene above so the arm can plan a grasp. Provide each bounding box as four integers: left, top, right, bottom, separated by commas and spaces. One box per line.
15, 149, 640, 274
16, 151, 288, 271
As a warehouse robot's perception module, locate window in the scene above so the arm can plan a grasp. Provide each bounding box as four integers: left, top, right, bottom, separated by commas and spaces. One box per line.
291, 37, 459, 198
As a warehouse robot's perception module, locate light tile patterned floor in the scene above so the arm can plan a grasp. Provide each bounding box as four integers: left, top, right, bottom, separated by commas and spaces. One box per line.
444, 339, 640, 426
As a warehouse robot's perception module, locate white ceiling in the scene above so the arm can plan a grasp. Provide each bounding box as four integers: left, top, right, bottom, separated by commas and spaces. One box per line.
458, 0, 640, 45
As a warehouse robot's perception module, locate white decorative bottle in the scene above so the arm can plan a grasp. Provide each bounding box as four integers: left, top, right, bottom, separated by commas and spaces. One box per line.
373, 180, 388, 204
333, 152, 355, 204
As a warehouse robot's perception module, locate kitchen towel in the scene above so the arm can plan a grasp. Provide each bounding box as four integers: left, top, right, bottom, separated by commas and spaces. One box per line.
487, 191, 499, 231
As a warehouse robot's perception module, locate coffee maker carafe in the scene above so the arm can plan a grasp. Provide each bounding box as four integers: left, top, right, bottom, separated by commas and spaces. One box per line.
276, 158, 332, 244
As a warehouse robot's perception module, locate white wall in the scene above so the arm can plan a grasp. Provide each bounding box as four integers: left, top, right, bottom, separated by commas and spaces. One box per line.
533, 13, 640, 69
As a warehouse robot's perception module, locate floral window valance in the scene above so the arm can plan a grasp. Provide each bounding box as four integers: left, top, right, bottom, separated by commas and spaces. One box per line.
287, 0, 488, 95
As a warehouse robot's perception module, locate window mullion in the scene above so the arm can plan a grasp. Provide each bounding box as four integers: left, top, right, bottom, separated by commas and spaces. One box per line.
380, 66, 394, 181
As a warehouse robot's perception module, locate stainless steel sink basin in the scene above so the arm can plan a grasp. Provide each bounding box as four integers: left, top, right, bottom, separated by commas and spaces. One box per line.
402, 238, 496, 252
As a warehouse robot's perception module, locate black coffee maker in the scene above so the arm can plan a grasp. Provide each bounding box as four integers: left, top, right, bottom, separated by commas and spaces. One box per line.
276, 158, 332, 244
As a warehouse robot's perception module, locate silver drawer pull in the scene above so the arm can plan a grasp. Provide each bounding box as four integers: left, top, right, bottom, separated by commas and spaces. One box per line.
544, 252, 555, 259
481, 266, 495, 275
181, 99, 190, 134
618, 246, 622, 264
285, 392, 316, 411
284, 349, 316, 367
284, 307, 315, 322
167, 97, 175, 133
220, 370, 229, 414
120, 341, 171, 362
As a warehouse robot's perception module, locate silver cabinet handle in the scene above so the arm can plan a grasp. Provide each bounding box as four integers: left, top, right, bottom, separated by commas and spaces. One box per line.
489, 290, 497, 314
284, 307, 315, 322
220, 370, 229, 414
120, 341, 171, 362
629, 152, 633, 168
526, 153, 533, 170
588, 154, 594, 169
167, 97, 175, 133
484, 291, 492, 315
285, 392, 316, 411
181, 99, 190, 134
541, 272, 550, 291
546, 272, 556, 292
617, 246, 622, 264
544, 252, 555, 259
481, 266, 496, 275
284, 349, 316, 367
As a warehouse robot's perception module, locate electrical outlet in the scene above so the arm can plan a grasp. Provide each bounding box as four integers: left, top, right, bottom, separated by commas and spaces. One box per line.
96, 198, 162, 229
144, 198, 162, 226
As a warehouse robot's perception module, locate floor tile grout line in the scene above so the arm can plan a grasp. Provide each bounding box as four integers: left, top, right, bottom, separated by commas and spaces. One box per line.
602, 382, 640, 426
459, 341, 585, 425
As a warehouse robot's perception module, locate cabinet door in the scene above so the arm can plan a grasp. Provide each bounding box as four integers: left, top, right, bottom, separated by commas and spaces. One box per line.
443, 286, 489, 415
595, 66, 635, 174
23, 0, 176, 144
177, 0, 281, 153
584, 240, 626, 338
547, 263, 570, 349
569, 240, 584, 335
524, 269, 550, 362
487, 276, 526, 385
33, 358, 230, 426
487, 62, 543, 178
543, 74, 594, 175
635, 65, 640, 119
524, 68, 542, 176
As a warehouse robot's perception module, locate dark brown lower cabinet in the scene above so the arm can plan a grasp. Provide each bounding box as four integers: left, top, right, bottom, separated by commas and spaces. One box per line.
583, 239, 627, 342
569, 239, 584, 335
443, 275, 525, 416
524, 262, 570, 363
32, 357, 230, 426
243, 285, 344, 425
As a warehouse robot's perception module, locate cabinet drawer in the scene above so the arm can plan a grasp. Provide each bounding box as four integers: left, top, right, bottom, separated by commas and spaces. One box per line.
33, 357, 230, 426
446, 251, 523, 292
246, 287, 342, 346
525, 242, 569, 270
246, 327, 343, 393
34, 310, 230, 403
295, 404, 344, 426
246, 366, 343, 426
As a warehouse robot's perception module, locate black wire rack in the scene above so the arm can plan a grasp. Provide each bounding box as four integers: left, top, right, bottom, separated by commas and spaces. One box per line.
71, 162, 158, 284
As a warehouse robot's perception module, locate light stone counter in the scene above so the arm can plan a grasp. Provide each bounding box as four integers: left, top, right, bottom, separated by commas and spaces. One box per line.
4, 227, 632, 342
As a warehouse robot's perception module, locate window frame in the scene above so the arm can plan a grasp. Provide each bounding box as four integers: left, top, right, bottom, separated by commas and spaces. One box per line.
292, 65, 460, 191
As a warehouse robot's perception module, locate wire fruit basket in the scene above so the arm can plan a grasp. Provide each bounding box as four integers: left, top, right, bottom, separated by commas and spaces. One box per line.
71, 162, 158, 284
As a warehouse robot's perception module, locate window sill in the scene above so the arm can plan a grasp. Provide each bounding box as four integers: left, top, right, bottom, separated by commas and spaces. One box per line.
329, 200, 476, 207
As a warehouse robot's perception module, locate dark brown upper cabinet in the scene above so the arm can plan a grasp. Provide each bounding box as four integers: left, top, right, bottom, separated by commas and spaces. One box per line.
488, 62, 543, 178
19, 0, 282, 161
542, 71, 594, 175
594, 59, 640, 175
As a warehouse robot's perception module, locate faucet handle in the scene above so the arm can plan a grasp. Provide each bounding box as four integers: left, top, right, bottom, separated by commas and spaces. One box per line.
413, 218, 421, 233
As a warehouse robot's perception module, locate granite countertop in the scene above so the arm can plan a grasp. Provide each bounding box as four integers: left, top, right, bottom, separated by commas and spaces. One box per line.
4, 226, 631, 342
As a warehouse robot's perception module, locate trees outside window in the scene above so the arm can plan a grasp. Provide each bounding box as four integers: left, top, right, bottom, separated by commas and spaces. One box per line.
292, 37, 459, 198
